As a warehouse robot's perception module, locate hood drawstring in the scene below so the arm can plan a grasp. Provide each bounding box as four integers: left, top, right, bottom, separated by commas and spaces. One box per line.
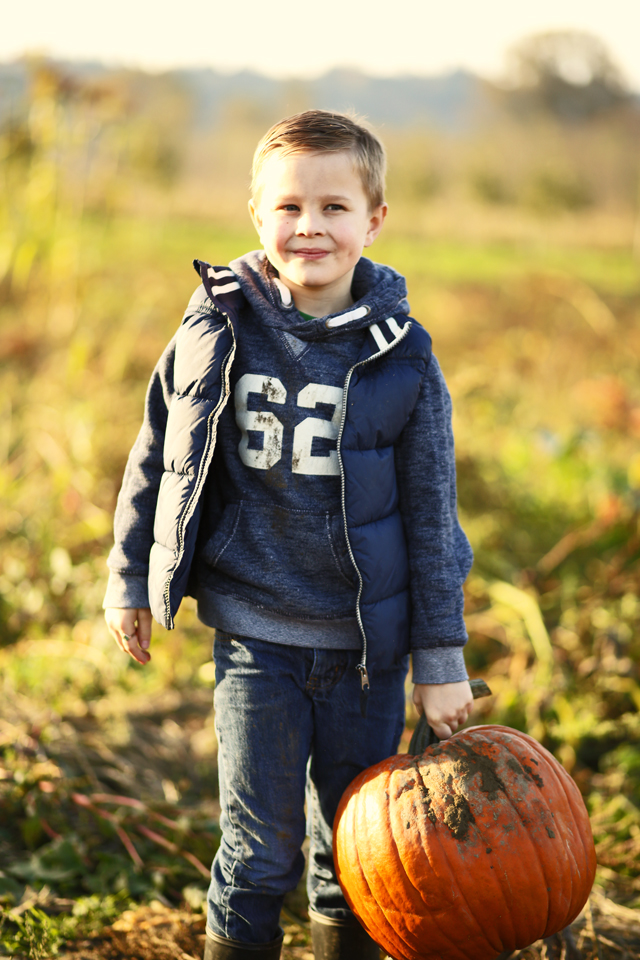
325, 305, 372, 329
272, 277, 293, 307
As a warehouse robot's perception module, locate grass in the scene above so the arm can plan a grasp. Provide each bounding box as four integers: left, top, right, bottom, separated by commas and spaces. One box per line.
376, 232, 640, 292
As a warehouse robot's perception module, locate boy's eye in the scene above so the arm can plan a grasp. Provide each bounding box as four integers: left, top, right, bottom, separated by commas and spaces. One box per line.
280, 204, 300, 212
326, 203, 345, 211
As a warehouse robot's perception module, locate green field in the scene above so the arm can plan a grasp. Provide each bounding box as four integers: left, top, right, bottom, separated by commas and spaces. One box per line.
1, 67, 640, 958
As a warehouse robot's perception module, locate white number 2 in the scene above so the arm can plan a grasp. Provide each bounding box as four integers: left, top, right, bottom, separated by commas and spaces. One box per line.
234, 375, 343, 476
292, 383, 343, 476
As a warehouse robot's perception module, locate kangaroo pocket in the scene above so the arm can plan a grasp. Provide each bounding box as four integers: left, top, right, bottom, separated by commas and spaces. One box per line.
198, 500, 357, 618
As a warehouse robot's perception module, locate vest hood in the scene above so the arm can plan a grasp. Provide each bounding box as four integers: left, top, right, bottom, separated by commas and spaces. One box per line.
229, 250, 410, 342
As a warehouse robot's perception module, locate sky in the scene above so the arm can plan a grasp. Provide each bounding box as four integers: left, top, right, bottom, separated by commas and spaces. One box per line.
3, 0, 640, 88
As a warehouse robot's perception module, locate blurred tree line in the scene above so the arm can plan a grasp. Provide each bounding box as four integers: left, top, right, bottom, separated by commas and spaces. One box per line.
2, 30, 639, 231
505, 30, 631, 122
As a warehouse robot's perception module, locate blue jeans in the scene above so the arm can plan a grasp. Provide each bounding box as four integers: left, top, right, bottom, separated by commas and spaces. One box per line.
207, 633, 409, 944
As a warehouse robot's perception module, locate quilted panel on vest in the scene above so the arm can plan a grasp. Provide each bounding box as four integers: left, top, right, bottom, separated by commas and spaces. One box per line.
148, 541, 175, 624
174, 315, 231, 397
348, 510, 410, 602
153, 472, 195, 553
360, 591, 411, 669
340, 446, 398, 527
343, 359, 424, 449
163, 395, 218, 476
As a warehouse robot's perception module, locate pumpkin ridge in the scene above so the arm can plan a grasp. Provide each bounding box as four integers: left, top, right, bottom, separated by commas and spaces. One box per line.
555, 777, 597, 926
355, 757, 420, 954
414, 750, 507, 958
334, 779, 377, 941
392, 760, 477, 960
427, 743, 518, 955
350, 823, 412, 960
399, 754, 489, 958
446, 729, 556, 947
478, 728, 581, 942
520, 741, 582, 935
349, 773, 408, 958
356, 766, 416, 960
480, 730, 557, 945
380, 763, 453, 960
519, 736, 596, 932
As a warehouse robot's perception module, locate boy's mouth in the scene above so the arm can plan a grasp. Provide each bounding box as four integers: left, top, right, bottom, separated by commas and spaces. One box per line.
292, 248, 329, 260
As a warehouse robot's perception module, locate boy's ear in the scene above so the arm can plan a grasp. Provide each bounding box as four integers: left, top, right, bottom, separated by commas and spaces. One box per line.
363, 203, 388, 248
248, 199, 262, 236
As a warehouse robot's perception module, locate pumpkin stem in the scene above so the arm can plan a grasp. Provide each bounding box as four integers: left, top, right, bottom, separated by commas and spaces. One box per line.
407, 678, 493, 756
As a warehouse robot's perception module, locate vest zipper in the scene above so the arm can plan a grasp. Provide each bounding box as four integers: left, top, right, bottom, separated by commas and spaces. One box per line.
162, 315, 237, 628
336, 319, 413, 713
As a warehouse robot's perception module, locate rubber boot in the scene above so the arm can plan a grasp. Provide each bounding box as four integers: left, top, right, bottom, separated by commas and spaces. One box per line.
309, 908, 381, 960
203, 927, 283, 960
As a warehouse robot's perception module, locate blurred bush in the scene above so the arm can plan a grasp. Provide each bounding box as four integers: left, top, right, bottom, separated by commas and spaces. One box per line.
470, 169, 512, 205
525, 168, 593, 212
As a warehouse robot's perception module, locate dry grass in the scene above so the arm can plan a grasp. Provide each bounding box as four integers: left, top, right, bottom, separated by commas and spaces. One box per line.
44, 892, 640, 960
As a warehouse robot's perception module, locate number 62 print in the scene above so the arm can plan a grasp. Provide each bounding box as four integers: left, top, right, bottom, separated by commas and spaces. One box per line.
234, 373, 343, 476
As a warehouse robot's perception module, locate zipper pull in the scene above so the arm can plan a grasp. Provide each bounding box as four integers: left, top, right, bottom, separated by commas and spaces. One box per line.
357, 664, 370, 718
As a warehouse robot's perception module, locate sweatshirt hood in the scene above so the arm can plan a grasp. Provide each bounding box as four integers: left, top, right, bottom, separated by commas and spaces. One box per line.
228, 250, 410, 342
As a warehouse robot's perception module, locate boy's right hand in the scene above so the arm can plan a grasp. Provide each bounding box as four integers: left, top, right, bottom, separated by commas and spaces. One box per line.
412, 680, 473, 740
104, 607, 152, 664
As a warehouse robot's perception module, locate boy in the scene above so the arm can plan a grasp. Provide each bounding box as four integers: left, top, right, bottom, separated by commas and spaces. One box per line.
104, 111, 474, 960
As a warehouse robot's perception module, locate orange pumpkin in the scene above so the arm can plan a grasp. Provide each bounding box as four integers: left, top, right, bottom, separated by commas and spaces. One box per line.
334, 724, 596, 960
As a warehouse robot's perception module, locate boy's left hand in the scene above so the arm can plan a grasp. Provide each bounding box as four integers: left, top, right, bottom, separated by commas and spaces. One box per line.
412, 681, 473, 740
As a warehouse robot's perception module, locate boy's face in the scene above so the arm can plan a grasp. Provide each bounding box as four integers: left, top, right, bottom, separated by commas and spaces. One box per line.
249, 150, 386, 311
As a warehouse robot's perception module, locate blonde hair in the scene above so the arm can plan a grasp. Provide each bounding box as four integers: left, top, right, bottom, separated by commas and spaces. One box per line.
251, 109, 386, 209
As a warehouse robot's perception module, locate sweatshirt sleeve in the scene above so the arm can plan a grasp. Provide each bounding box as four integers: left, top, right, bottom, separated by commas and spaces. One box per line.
395, 354, 473, 685
102, 337, 177, 609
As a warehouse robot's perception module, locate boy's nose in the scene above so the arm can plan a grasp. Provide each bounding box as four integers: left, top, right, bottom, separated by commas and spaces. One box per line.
296, 212, 325, 236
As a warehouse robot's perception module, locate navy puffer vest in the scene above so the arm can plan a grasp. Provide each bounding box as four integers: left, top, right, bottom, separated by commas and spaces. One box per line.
339, 316, 431, 683
148, 267, 241, 629
148, 262, 432, 682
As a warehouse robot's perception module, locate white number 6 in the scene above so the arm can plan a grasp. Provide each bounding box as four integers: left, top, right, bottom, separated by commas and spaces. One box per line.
235, 373, 286, 470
